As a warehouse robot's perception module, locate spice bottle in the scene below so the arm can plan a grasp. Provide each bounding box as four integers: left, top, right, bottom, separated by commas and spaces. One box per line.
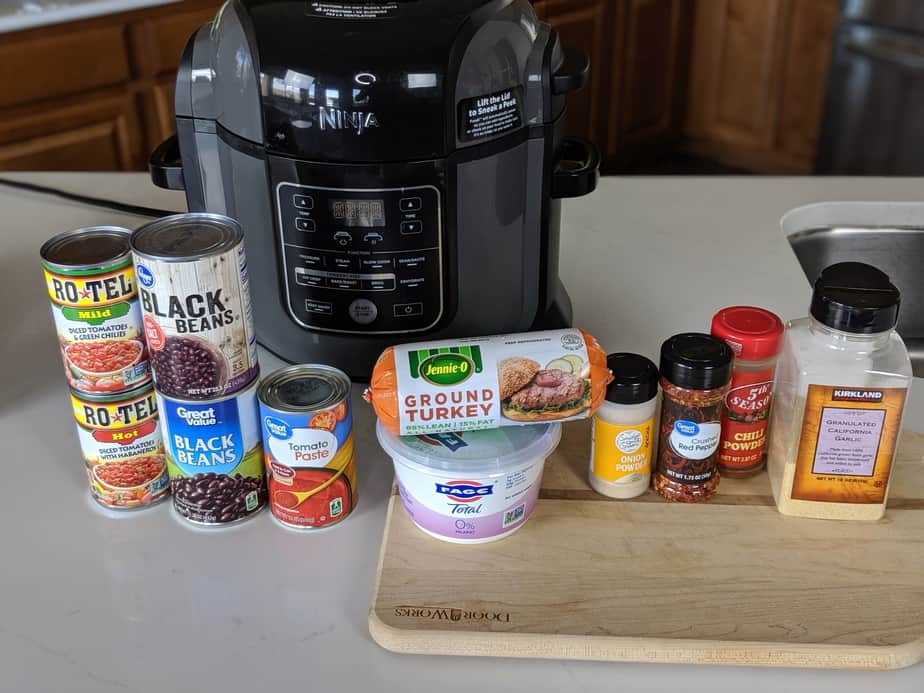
589, 353, 660, 499
767, 262, 912, 521
653, 333, 733, 503
710, 306, 784, 478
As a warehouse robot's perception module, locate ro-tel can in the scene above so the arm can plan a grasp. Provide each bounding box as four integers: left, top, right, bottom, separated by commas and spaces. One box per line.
157, 376, 266, 525
70, 383, 169, 510
130, 213, 258, 401
40, 226, 151, 395
258, 365, 356, 529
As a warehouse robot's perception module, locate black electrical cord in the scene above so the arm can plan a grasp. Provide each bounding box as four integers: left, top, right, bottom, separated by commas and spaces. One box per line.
0, 176, 180, 218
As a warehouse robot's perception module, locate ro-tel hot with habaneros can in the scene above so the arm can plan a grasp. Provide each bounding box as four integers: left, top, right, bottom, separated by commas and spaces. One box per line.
71, 383, 169, 510
157, 376, 266, 526
258, 365, 356, 529
41, 226, 151, 395
130, 214, 258, 401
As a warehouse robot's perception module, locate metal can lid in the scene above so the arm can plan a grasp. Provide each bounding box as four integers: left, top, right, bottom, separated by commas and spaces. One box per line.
69, 381, 154, 404
40, 226, 133, 272
130, 213, 243, 261
258, 365, 351, 412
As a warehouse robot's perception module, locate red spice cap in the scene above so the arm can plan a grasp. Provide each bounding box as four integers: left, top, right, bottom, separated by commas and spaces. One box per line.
710, 306, 784, 361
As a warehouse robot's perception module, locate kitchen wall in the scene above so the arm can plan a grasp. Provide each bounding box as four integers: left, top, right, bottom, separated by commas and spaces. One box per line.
0, 0, 843, 174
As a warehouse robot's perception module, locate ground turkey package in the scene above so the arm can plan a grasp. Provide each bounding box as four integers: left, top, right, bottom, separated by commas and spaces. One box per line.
365, 329, 612, 435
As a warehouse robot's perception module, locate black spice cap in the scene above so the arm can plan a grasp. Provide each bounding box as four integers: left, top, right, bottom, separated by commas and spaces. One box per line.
605, 353, 659, 405
810, 262, 900, 334
660, 333, 733, 391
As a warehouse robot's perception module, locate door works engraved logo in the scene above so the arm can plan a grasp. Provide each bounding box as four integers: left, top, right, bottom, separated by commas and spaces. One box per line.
393, 605, 511, 623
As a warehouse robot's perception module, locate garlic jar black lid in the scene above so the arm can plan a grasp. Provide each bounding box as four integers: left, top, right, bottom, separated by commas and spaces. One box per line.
811, 262, 901, 334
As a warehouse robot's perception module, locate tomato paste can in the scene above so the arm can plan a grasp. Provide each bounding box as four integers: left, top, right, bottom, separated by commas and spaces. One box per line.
130, 213, 258, 400
41, 226, 151, 395
157, 375, 266, 526
258, 365, 356, 529
70, 383, 169, 510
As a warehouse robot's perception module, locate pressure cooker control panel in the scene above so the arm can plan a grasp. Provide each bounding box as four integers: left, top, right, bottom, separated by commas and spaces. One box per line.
276, 183, 443, 334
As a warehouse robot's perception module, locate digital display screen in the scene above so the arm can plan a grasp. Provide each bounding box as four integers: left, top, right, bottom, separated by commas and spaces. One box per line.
331, 199, 385, 227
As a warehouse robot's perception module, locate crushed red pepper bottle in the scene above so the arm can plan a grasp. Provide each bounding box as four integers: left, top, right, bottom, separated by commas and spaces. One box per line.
653, 333, 733, 503
711, 307, 784, 478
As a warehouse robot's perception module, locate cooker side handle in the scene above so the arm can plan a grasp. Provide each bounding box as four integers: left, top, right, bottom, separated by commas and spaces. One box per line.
552, 137, 600, 199
552, 47, 590, 95
149, 134, 186, 191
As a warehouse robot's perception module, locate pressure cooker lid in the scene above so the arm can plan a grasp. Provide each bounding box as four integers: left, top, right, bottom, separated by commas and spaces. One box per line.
203, 0, 555, 162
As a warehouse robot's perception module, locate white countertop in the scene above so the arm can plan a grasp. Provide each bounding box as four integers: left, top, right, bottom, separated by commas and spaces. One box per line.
0, 0, 175, 33
2, 173, 922, 693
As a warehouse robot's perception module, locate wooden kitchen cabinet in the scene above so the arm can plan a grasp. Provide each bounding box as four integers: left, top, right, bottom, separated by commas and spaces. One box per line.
684, 0, 840, 173
0, 0, 218, 172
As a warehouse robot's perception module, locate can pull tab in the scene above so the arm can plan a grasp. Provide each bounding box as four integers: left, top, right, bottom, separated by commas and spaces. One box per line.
552, 47, 590, 95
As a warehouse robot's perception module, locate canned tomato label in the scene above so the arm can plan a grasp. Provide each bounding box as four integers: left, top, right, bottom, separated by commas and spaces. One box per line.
258, 365, 356, 529
41, 227, 151, 395
131, 214, 258, 400
157, 377, 266, 525
70, 384, 169, 510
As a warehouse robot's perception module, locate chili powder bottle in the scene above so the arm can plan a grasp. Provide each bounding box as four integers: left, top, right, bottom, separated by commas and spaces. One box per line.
711, 306, 784, 478
653, 333, 733, 503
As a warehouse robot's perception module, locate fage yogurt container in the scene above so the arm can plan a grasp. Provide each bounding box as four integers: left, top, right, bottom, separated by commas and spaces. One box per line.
376, 422, 561, 544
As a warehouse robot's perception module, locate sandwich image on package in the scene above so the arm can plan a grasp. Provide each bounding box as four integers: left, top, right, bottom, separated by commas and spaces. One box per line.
499, 354, 592, 422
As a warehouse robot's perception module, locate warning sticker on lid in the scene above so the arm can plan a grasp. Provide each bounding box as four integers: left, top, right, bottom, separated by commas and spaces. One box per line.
459, 87, 523, 142
306, 2, 399, 19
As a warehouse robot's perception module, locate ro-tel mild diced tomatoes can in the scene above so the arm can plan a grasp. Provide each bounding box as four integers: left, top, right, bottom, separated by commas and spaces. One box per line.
41, 226, 151, 395
258, 365, 356, 529
130, 213, 258, 401
157, 375, 266, 526
71, 383, 170, 510
711, 306, 784, 478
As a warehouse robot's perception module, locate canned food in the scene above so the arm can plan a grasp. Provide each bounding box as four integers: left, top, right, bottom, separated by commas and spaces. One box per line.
157, 376, 265, 525
41, 226, 151, 395
131, 214, 258, 400
71, 384, 169, 509
258, 365, 356, 529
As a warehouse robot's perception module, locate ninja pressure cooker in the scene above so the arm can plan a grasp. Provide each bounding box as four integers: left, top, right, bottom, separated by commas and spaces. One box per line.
150, 0, 600, 379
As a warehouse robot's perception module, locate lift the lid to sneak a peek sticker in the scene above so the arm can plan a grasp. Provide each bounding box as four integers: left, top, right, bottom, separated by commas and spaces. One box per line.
458, 87, 524, 143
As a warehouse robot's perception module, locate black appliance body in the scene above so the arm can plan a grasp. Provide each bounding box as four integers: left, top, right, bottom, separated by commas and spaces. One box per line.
150, 0, 599, 378
817, 0, 924, 174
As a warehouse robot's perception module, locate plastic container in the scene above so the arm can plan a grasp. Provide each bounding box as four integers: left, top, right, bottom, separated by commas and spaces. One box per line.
589, 353, 659, 499
768, 262, 912, 521
376, 421, 561, 544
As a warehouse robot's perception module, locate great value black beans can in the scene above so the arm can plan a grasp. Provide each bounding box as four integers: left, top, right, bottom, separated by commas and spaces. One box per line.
258, 365, 356, 529
157, 375, 266, 525
41, 226, 151, 395
70, 384, 170, 510
130, 214, 258, 401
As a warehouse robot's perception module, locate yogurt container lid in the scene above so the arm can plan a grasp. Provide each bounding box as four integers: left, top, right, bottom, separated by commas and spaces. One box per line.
376, 421, 562, 475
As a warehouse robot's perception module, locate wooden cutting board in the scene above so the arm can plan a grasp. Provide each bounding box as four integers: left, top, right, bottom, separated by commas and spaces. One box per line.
369, 421, 924, 670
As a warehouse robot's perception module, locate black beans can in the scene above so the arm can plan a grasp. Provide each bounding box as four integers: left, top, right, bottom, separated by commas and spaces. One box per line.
130, 214, 259, 400
157, 375, 266, 525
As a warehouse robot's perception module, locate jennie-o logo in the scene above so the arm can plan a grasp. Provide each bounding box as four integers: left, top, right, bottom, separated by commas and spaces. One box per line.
393, 605, 511, 623
409, 345, 483, 386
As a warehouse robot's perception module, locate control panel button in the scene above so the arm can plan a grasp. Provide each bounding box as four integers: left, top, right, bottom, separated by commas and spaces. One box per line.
400, 220, 423, 235
361, 258, 392, 272
305, 300, 332, 315
295, 268, 324, 287
349, 298, 378, 325
330, 256, 355, 272
396, 255, 428, 271
363, 277, 396, 291
327, 274, 361, 290
394, 302, 423, 317
295, 217, 316, 232
333, 231, 353, 246
297, 252, 323, 268
363, 232, 384, 245
399, 276, 426, 289
293, 194, 314, 209
399, 197, 422, 212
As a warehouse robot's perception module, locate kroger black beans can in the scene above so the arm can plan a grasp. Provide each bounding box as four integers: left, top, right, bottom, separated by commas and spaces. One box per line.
130, 214, 258, 401
157, 376, 266, 525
